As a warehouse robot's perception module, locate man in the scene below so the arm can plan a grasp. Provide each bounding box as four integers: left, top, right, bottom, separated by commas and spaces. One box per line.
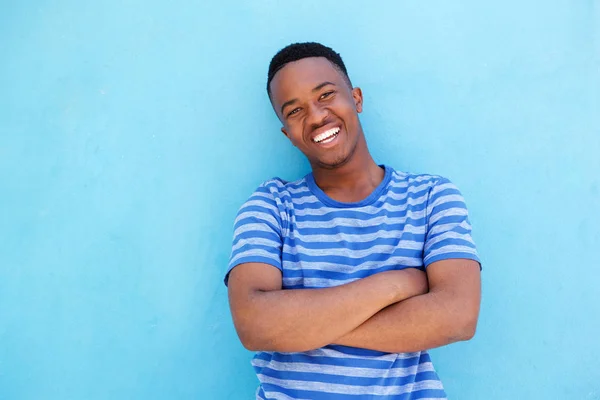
225, 42, 481, 399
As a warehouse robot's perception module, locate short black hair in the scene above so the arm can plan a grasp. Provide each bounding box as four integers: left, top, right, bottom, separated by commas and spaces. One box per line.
267, 42, 352, 95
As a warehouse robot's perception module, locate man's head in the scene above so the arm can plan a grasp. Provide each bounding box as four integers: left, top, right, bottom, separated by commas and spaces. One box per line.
267, 42, 352, 96
267, 42, 365, 170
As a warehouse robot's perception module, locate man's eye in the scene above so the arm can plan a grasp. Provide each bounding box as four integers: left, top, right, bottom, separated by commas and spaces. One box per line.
320, 91, 334, 100
287, 108, 301, 117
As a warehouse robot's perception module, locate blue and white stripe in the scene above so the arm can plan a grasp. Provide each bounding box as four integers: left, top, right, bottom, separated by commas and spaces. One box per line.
226, 165, 480, 399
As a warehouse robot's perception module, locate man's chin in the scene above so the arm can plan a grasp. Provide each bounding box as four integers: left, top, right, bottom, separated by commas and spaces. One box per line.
314, 154, 351, 170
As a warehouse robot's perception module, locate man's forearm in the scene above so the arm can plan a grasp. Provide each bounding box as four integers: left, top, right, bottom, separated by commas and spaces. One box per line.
334, 289, 480, 353
229, 269, 426, 353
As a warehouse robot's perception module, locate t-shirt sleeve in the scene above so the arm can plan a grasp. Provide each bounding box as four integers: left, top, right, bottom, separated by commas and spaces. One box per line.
423, 177, 481, 267
224, 183, 284, 286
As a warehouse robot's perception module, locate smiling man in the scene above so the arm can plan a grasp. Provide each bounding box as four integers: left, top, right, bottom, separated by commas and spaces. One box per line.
225, 42, 481, 400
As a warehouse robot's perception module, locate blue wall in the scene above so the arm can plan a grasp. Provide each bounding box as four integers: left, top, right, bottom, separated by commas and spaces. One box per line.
1, 1, 599, 399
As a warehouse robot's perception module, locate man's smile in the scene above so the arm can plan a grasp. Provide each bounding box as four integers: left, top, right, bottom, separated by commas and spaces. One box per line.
312, 126, 340, 144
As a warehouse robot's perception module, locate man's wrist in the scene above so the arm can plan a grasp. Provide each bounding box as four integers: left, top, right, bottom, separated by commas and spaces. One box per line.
389, 268, 429, 303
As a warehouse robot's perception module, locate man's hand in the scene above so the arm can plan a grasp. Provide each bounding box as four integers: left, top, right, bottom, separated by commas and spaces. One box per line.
388, 268, 429, 302
334, 259, 481, 353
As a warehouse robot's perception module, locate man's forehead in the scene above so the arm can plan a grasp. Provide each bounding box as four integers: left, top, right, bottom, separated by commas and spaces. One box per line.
271, 57, 343, 91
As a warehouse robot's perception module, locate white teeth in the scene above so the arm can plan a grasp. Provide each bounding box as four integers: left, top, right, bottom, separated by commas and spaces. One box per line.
313, 127, 340, 143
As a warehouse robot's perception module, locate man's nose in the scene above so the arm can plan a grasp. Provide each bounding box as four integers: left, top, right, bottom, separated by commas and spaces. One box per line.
306, 102, 328, 128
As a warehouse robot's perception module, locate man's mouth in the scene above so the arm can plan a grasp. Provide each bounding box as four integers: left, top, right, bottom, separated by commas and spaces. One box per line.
312, 127, 340, 144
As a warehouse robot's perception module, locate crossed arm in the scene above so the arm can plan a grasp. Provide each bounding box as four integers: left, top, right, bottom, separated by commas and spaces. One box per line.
227, 258, 480, 353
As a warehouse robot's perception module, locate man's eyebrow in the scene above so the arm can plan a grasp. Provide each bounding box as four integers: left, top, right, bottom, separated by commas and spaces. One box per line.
281, 98, 298, 115
312, 81, 336, 92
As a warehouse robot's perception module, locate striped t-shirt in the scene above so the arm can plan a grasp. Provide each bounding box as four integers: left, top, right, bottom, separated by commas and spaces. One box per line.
226, 165, 480, 400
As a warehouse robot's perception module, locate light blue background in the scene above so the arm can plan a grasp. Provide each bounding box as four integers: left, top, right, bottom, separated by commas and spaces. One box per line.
1, 1, 599, 399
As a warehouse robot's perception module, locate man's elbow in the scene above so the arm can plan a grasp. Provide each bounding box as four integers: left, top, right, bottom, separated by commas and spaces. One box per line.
237, 331, 259, 351
236, 326, 274, 352
452, 313, 478, 341
237, 326, 317, 353
236, 327, 293, 352
457, 319, 477, 341
232, 306, 279, 351
240, 337, 264, 352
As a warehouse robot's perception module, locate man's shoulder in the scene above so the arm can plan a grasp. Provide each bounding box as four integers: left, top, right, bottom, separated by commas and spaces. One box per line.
245, 175, 309, 208
255, 175, 308, 194
388, 167, 448, 190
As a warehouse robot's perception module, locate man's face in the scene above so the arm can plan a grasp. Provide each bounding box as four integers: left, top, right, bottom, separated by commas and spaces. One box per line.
269, 57, 363, 169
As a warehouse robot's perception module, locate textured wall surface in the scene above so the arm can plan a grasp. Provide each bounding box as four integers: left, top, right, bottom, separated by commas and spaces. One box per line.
1, 1, 599, 399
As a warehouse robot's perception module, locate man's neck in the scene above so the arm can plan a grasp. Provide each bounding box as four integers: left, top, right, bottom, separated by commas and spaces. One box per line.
311, 140, 385, 203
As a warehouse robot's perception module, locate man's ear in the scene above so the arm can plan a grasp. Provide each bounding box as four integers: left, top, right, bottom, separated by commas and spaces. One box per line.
352, 87, 363, 113
280, 127, 296, 147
